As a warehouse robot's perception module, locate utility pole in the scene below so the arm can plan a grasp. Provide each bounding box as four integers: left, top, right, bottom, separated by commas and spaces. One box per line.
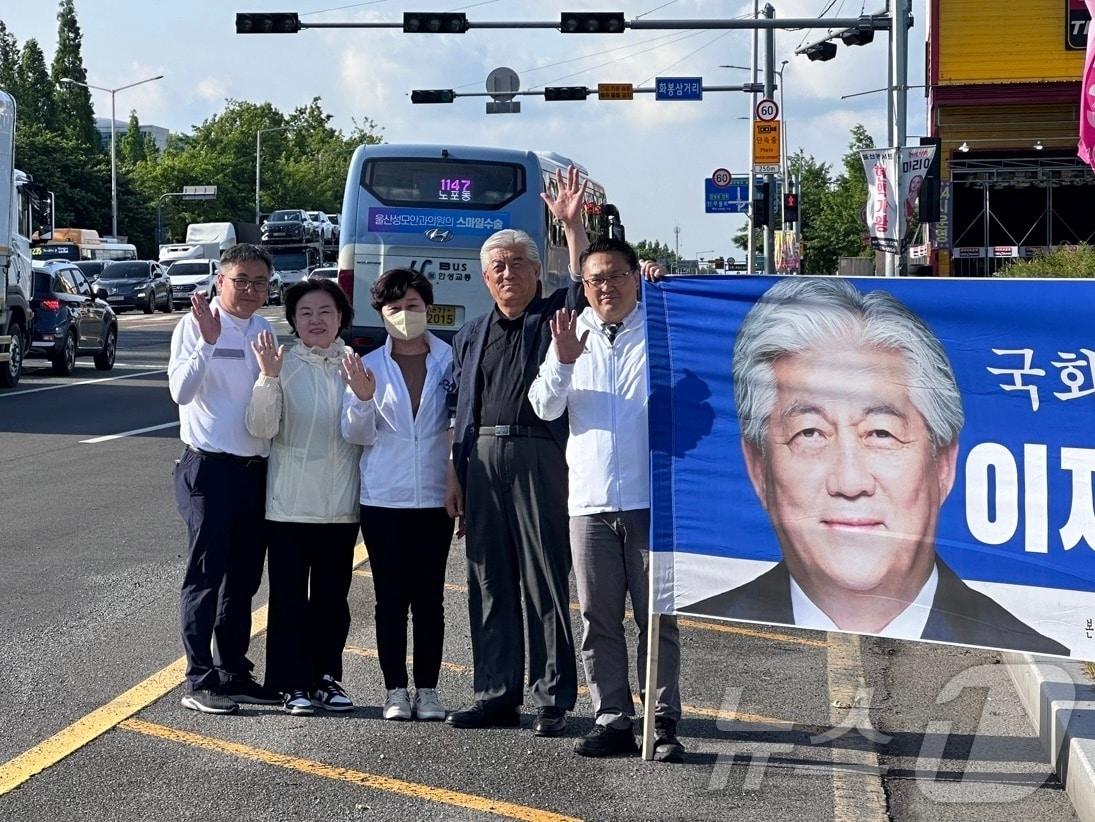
763, 4, 776, 275
746, 0, 759, 276
673, 223, 680, 262
885, 0, 909, 277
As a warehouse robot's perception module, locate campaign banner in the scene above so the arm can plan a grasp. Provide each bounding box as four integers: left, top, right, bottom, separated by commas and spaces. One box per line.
646, 275, 1095, 660
1080, 0, 1095, 169
366, 207, 510, 235
900, 144, 936, 222
860, 149, 899, 253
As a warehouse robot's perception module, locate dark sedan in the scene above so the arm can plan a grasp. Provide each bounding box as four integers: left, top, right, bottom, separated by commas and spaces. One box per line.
29, 261, 118, 375
95, 260, 173, 313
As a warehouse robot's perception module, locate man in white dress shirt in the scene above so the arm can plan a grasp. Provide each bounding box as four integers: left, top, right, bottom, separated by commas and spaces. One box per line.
169, 243, 284, 714
528, 238, 684, 761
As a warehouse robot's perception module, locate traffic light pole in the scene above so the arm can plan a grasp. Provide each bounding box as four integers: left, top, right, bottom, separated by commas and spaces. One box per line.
763, 4, 776, 276
746, 0, 758, 277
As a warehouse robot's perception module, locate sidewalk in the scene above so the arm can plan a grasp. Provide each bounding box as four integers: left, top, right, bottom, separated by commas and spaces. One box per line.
1005, 652, 1095, 821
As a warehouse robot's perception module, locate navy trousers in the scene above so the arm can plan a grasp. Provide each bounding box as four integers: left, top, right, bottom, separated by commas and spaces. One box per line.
174, 448, 268, 691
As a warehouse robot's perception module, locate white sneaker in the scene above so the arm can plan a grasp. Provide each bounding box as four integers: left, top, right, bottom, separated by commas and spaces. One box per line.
311, 675, 354, 712
413, 687, 446, 721
383, 687, 412, 721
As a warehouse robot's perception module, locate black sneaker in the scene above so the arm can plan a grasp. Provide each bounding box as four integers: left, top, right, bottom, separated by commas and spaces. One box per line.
222, 675, 282, 705
283, 690, 315, 716
181, 689, 239, 715
653, 718, 685, 763
574, 724, 638, 757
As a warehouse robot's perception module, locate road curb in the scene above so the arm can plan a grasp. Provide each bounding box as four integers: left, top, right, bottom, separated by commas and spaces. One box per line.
1004, 651, 1095, 821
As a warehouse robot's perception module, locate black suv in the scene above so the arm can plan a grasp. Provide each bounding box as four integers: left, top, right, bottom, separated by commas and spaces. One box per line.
95, 260, 173, 313
29, 261, 118, 375
261, 209, 316, 244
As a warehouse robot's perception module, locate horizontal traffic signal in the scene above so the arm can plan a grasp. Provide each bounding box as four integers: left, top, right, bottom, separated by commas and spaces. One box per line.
411, 89, 455, 104
560, 12, 626, 33
235, 13, 301, 34
804, 41, 838, 61
544, 86, 590, 101
403, 12, 469, 33
840, 25, 874, 46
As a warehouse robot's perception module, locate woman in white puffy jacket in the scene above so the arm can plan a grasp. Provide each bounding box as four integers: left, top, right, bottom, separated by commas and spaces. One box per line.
340, 268, 456, 723
245, 278, 362, 717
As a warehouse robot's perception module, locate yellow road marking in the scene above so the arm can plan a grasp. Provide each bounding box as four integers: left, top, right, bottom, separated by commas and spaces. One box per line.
0, 543, 367, 796
354, 569, 823, 648
120, 718, 580, 822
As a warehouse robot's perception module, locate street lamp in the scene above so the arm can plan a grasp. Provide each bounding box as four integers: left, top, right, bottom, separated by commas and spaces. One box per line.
256, 126, 294, 224
60, 74, 164, 239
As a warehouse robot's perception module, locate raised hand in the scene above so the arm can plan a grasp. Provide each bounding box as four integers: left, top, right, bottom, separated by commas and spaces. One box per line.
550, 308, 589, 365
540, 164, 588, 229
191, 292, 221, 345
250, 329, 286, 378
638, 258, 668, 282
340, 352, 376, 401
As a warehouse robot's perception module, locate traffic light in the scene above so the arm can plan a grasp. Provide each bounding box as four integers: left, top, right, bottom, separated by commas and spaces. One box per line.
804, 41, 837, 61
403, 12, 469, 33
235, 13, 300, 34
713, 257, 725, 270
840, 25, 874, 46
411, 89, 456, 104
784, 192, 799, 224
560, 12, 626, 33
753, 182, 771, 227
544, 86, 590, 101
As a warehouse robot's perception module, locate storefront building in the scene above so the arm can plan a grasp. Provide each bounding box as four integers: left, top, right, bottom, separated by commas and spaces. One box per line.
928, 0, 1091, 275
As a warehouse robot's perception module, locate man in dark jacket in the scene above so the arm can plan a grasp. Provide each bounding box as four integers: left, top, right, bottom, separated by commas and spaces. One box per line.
443, 169, 588, 736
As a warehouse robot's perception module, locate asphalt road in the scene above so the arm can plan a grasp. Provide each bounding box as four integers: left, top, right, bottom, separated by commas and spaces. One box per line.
0, 307, 1079, 821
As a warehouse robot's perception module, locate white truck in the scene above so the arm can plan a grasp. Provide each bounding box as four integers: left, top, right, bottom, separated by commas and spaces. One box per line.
158, 221, 239, 264
0, 90, 50, 388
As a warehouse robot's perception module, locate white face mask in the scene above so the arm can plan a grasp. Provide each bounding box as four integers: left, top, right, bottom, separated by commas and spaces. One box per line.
382, 308, 428, 341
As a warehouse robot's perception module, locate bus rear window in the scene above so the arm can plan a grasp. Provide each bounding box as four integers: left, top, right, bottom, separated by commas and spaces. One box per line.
363, 159, 525, 209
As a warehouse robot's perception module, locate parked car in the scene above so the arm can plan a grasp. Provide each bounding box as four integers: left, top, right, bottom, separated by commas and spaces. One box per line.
167, 258, 220, 306
28, 260, 118, 375
306, 211, 336, 244
261, 209, 317, 244
267, 269, 283, 306
74, 259, 112, 285
327, 214, 340, 243
309, 266, 337, 280
95, 260, 173, 314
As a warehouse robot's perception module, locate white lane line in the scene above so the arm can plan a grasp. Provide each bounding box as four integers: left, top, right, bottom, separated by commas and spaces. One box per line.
114, 363, 170, 369
80, 421, 179, 444
0, 369, 166, 398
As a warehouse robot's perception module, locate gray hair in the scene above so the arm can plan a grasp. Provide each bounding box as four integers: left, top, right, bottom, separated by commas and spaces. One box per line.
479, 229, 541, 271
734, 277, 963, 451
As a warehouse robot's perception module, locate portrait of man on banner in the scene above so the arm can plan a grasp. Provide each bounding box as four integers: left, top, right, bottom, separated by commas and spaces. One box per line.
683, 278, 1069, 656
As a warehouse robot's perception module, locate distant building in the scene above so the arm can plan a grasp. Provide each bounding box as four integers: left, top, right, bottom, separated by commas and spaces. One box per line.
94, 117, 169, 152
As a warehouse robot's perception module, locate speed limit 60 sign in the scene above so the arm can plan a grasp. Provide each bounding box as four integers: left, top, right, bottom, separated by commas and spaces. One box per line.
711, 167, 733, 187
755, 97, 779, 121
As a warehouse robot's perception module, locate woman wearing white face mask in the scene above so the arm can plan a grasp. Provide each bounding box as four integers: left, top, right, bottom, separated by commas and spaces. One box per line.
340, 268, 456, 722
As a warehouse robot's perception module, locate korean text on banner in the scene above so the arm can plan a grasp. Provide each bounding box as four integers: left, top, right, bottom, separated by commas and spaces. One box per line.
645, 275, 1095, 661
1080, 0, 1095, 168
860, 148, 900, 253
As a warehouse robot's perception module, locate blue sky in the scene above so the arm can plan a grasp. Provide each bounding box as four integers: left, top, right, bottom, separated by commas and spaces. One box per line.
7, 0, 926, 260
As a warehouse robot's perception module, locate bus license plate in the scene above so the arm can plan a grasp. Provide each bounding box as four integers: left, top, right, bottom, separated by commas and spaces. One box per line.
428, 305, 457, 327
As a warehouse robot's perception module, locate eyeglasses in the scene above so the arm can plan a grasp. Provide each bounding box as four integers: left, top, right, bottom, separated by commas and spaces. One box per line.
582, 271, 633, 289
226, 277, 269, 292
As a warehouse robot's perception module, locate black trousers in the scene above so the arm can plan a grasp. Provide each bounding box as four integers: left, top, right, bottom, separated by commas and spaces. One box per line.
174, 448, 267, 691
359, 505, 454, 690
264, 520, 359, 692
463, 436, 577, 709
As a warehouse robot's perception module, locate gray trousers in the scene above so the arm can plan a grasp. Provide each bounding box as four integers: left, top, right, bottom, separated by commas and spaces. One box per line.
570, 509, 681, 728
464, 435, 577, 709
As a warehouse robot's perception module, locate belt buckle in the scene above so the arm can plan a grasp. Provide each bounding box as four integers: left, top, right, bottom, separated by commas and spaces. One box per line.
494, 425, 512, 437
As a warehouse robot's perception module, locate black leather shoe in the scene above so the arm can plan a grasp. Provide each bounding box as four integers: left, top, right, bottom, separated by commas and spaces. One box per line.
574, 724, 637, 757
533, 706, 567, 737
445, 700, 520, 729
653, 718, 685, 763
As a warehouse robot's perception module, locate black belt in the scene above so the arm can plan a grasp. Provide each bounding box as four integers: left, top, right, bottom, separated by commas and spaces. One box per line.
187, 445, 267, 465
477, 425, 553, 439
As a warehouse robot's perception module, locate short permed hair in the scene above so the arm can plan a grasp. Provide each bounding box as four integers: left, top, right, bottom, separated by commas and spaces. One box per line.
220, 243, 272, 274
579, 237, 639, 273
284, 277, 354, 336
370, 268, 434, 311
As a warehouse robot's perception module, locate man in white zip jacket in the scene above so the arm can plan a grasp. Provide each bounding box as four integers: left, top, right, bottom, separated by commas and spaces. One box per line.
528, 238, 683, 761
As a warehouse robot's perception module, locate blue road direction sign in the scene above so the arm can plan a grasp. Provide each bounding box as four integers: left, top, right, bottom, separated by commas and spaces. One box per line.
705, 177, 749, 213
656, 77, 702, 101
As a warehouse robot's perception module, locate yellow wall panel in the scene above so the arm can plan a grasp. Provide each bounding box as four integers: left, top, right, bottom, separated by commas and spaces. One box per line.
939, 0, 1085, 83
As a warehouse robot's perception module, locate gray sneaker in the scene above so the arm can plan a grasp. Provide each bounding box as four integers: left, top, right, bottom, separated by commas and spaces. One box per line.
413, 687, 446, 721
383, 687, 412, 721
181, 689, 239, 715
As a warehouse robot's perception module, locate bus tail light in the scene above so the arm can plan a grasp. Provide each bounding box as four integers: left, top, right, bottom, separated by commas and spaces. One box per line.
338, 269, 354, 305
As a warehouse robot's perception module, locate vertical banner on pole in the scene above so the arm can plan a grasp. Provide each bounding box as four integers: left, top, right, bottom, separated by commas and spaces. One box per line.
860, 148, 900, 253
1079, 0, 1095, 169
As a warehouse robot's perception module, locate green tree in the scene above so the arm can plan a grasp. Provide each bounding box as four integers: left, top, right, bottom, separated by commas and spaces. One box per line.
806, 124, 875, 274
15, 123, 109, 232
633, 239, 678, 266
996, 244, 1095, 277
787, 150, 832, 274
15, 39, 57, 132
50, 0, 98, 148
120, 109, 146, 165
0, 21, 19, 94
